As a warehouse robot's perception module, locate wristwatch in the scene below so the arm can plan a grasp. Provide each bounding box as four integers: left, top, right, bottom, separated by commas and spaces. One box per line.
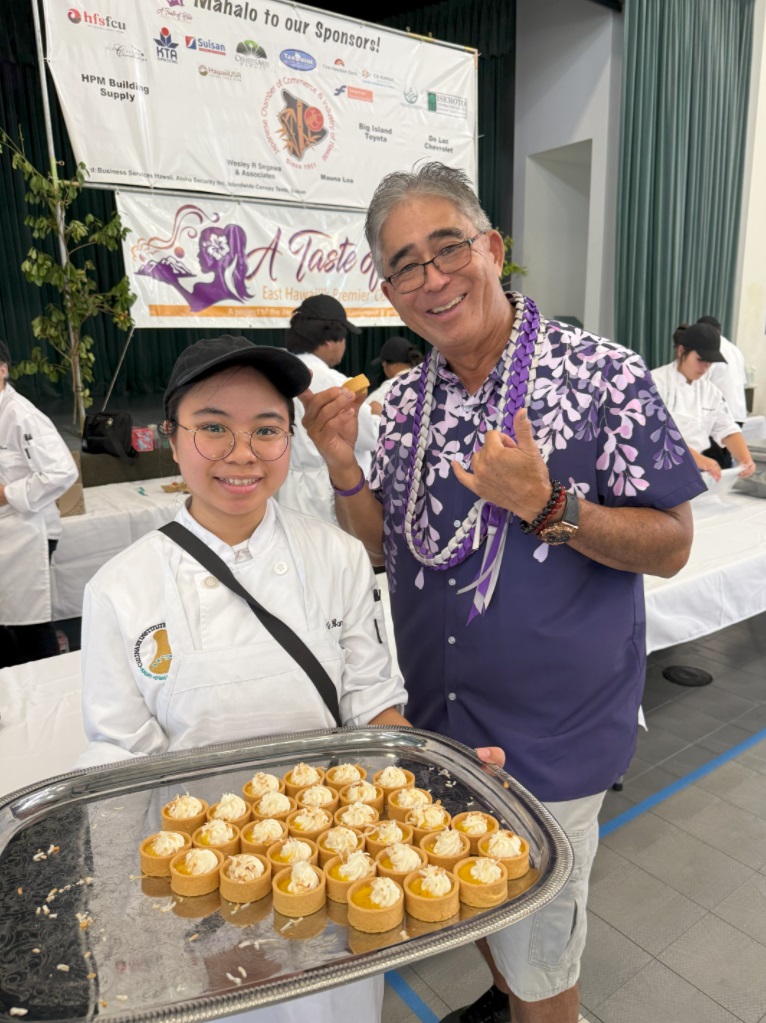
538, 491, 579, 545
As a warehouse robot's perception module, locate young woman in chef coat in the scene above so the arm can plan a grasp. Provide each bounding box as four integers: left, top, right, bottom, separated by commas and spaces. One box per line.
651, 322, 756, 482
77, 335, 410, 1023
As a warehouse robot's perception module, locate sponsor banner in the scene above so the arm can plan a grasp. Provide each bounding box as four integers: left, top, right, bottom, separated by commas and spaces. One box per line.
117, 190, 403, 328
43, 0, 477, 208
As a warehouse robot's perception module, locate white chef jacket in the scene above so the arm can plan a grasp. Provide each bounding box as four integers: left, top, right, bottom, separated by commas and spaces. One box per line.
0, 384, 78, 625
78, 499, 406, 764
277, 353, 380, 525
364, 370, 410, 410
651, 362, 741, 453
76, 499, 404, 1023
706, 336, 748, 423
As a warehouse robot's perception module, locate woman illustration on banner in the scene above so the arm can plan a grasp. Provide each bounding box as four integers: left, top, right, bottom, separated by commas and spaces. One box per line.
141, 223, 252, 313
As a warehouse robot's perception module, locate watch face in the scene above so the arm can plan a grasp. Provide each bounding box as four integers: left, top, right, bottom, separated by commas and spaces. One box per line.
539, 523, 577, 546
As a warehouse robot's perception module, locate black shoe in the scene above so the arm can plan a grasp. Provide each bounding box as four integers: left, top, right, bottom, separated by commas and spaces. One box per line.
440, 985, 511, 1023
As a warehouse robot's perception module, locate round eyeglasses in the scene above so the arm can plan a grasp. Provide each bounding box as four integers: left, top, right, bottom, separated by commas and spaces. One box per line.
176, 423, 290, 461
385, 231, 487, 294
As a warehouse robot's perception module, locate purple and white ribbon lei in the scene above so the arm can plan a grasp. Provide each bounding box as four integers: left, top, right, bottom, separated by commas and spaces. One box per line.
402, 292, 545, 623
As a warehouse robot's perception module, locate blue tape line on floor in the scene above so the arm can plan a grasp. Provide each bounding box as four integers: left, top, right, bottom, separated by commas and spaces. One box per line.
385, 969, 440, 1023
600, 724, 766, 838
387, 728, 766, 1022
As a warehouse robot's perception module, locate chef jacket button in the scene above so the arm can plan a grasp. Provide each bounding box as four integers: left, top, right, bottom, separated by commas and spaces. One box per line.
274, 562, 288, 575
449, 578, 457, 587
204, 576, 219, 589
447, 636, 456, 645
453, 519, 462, 528
448, 692, 457, 701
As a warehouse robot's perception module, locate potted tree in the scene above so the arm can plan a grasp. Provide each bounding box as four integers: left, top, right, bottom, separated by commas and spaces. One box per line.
0, 128, 135, 432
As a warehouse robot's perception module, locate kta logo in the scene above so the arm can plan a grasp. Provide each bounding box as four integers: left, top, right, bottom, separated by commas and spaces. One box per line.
280, 49, 316, 71
154, 26, 179, 61
277, 89, 326, 160
334, 85, 346, 97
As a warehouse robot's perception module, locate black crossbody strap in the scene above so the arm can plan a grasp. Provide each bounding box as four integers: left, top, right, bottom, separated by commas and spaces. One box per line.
159, 521, 342, 727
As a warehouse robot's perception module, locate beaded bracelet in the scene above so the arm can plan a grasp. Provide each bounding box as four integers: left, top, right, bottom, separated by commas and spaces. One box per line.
518, 480, 563, 534
332, 468, 366, 497
533, 488, 567, 535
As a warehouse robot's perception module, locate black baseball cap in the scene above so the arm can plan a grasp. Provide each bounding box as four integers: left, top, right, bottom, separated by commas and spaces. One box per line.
372, 336, 412, 365
678, 322, 726, 363
164, 335, 312, 417
697, 315, 722, 331
0, 340, 11, 368
293, 294, 361, 334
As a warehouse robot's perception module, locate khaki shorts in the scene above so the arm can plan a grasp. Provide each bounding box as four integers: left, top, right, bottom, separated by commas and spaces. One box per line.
486, 791, 605, 1002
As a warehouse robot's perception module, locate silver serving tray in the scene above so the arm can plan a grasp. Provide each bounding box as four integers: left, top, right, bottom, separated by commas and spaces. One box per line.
0, 727, 573, 1023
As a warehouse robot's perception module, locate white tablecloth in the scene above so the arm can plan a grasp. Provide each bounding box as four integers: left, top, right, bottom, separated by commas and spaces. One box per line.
644, 492, 766, 653
51, 478, 185, 619
741, 415, 766, 444
0, 650, 86, 796
8, 493, 766, 796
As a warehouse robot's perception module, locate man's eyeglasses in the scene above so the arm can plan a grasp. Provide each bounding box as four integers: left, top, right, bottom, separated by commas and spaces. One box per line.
384, 231, 487, 294
176, 423, 290, 461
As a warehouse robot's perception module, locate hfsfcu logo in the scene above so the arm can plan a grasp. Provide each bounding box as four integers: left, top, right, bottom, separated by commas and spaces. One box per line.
68, 8, 126, 31
155, 27, 179, 61
186, 36, 225, 55
280, 49, 316, 71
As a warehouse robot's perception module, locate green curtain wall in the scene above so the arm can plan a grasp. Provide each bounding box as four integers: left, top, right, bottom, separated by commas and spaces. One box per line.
615, 0, 754, 368
0, 0, 515, 408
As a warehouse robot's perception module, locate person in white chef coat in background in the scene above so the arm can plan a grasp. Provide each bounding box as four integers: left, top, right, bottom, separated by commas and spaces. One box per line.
76, 335, 410, 1023
0, 339, 78, 668
364, 335, 424, 410
277, 295, 380, 525
651, 322, 756, 482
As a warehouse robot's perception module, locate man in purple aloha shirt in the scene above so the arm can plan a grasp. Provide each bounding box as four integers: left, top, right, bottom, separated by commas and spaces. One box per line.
302, 163, 705, 1023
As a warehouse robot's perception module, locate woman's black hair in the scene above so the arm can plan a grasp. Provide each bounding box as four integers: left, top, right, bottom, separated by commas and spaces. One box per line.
161, 363, 296, 435
285, 314, 346, 354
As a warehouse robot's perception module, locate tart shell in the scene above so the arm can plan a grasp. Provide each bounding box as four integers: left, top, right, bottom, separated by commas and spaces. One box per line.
365, 822, 413, 860
192, 823, 241, 858
419, 830, 471, 871
240, 818, 289, 855
477, 833, 531, 880
140, 831, 191, 877
316, 827, 366, 868
324, 854, 377, 904
161, 798, 208, 836
347, 877, 404, 933
454, 857, 508, 908
375, 845, 428, 884
219, 853, 271, 903
169, 847, 223, 897
451, 811, 500, 855
272, 864, 326, 917
403, 868, 459, 922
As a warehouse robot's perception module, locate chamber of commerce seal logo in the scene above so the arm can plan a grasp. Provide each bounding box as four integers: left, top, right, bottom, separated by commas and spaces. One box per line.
262, 80, 335, 168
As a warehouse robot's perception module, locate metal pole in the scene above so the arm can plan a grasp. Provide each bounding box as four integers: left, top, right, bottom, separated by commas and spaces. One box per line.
101, 326, 136, 411
31, 0, 85, 425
